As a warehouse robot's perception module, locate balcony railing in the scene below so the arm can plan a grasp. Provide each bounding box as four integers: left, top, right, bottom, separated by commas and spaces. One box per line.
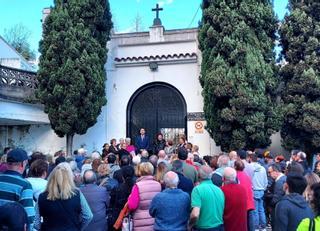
0, 65, 38, 101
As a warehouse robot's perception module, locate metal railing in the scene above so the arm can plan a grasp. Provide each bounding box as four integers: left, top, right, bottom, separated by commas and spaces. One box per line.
0, 65, 37, 88
0, 65, 38, 101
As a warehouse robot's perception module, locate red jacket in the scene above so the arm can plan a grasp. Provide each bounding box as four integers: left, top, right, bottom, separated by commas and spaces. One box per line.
221, 183, 248, 231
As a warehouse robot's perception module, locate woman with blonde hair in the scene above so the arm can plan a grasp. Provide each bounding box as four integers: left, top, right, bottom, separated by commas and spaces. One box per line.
303, 172, 320, 202
156, 162, 168, 189
34, 162, 93, 231
128, 162, 161, 231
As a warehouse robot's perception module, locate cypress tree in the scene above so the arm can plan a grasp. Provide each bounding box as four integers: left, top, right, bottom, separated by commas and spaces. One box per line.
280, 0, 320, 154
199, 0, 281, 151
37, 0, 112, 155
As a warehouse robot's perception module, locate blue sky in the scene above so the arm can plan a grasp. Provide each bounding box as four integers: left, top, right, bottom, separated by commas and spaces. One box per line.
0, 0, 288, 54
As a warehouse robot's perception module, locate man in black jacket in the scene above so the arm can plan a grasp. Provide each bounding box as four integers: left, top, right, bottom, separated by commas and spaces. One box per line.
268, 163, 286, 229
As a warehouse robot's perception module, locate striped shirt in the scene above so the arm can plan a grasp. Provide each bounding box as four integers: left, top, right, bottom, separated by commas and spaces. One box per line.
0, 170, 35, 225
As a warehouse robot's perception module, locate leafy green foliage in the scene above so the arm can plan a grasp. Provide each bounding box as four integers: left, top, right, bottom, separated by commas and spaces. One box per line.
37, 0, 112, 138
199, 0, 281, 151
280, 0, 320, 153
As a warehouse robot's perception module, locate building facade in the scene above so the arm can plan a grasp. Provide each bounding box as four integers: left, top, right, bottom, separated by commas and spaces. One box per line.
0, 13, 284, 156
105, 24, 218, 155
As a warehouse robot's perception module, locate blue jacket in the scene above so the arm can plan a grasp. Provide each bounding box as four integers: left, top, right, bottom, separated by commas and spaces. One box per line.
274, 193, 314, 231
135, 135, 150, 151
149, 188, 190, 231
252, 162, 268, 191
80, 184, 109, 231
75, 155, 85, 171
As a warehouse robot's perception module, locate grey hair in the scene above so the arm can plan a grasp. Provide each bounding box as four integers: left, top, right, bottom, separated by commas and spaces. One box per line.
223, 167, 237, 182
83, 170, 97, 184
68, 160, 78, 172
297, 151, 306, 160
125, 137, 131, 143
91, 151, 101, 160
198, 166, 213, 180
164, 171, 179, 188
141, 150, 149, 158
218, 154, 229, 168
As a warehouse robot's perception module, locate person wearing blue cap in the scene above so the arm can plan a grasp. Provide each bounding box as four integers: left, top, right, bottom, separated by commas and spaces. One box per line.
0, 148, 35, 229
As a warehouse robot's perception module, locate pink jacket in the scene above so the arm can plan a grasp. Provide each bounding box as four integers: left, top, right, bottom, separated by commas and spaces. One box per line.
126, 145, 136, 153
128, 175, 161, 231
237, 171, 255, 211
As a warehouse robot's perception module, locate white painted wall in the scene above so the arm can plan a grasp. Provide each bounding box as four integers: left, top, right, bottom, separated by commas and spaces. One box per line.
0, 100, 49, 124
0, 111, 108, 155
0, 125, 64, 155
0, 58, 20, 69
116, 41, 197, 58
105, 27, 215, 155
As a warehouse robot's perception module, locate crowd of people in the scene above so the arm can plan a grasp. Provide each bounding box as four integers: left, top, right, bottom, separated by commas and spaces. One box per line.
1, 129, 320, 231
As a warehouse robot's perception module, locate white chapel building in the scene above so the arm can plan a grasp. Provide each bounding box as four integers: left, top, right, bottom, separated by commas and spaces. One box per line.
104, 17, 219, 156
0, 7, 284, 156
70, 24, 217, 155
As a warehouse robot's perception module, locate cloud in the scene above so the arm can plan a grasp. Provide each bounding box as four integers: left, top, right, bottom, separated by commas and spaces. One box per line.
158, 1, 165, 7
157, 0, 174, 7
136, 0, 141, 3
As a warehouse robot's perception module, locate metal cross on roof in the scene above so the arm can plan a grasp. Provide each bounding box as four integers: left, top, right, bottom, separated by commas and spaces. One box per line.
152, 3, 163, 26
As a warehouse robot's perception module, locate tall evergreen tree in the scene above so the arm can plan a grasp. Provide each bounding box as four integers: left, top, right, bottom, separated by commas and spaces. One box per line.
37, 0, 112, 155
280, 0, 320, 154
199, 0, 281, 151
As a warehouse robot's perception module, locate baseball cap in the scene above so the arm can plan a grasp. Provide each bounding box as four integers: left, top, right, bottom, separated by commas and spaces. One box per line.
6, 148, 28, 163
263, 150, 273, 159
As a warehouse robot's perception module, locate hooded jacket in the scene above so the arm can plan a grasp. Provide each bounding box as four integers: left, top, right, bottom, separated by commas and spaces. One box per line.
274, 193, 314, 231
252, 162, 268, 191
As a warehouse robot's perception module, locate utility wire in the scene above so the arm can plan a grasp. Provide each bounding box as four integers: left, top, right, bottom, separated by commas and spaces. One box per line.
188, 4, 201, 28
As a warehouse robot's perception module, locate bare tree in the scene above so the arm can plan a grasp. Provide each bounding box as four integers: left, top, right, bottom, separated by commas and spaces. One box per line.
132, 13, 144, 32
3, 23, 36, 61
